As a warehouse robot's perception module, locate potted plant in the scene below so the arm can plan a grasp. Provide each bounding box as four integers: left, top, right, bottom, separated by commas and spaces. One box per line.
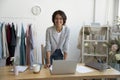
104, 38, 120, 71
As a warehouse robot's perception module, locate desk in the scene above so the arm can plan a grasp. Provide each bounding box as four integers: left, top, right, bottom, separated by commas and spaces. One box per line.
0, 64, 120, 80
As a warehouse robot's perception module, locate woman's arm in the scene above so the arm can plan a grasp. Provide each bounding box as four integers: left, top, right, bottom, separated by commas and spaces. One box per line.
46, 51, 51, 67
45, 28, 51, 68
63, 27, 70, 55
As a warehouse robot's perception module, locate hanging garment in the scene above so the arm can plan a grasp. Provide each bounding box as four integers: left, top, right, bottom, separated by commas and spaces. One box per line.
0, 23, 3, 59
2, 23, 9, 58
20, 26, 26, 65
6, 23, 12, 65
6, 23, 17, 65
26, 24, 34, 66
10, 23, 16, 47
14, 24, 21, 65
9, 23, 16, 57
6, 23, 11, 45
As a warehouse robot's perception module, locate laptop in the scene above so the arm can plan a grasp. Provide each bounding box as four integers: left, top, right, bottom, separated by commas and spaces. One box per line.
50, 60, 77, 75
85, 61, 110, 71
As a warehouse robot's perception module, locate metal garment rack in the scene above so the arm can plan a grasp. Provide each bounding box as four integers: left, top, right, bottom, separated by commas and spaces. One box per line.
0, 17, 36, 23
0, 17, 35, 20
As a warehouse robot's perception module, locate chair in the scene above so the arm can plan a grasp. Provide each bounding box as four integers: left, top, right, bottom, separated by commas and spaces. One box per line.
41, 44, 46, 65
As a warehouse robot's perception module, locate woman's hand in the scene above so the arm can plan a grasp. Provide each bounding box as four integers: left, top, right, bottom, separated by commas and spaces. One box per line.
47, 63, 51, 68
44, 63, 51, 68
64, 52, 67, 60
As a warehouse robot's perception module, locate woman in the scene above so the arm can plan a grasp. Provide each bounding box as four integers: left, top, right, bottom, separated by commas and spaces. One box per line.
45, 10, 70, 68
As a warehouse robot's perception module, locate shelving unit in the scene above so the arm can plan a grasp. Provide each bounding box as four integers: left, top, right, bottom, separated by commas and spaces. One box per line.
81, 25, 109, 63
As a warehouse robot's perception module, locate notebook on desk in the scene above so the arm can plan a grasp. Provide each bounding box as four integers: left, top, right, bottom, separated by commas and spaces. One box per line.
49, 60, 77, 75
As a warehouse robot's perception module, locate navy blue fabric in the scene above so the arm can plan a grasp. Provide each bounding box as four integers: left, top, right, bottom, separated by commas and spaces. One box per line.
50, 49, 63, 64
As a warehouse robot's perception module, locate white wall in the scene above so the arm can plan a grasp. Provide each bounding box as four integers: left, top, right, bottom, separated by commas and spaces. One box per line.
0, 0, 115, 63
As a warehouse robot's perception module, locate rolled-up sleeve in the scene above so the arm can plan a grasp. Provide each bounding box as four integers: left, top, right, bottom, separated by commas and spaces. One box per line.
63, 28, 70, 53
46, 28, 51, 52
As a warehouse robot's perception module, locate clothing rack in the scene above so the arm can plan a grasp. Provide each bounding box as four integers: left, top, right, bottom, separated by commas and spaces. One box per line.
0, 17, 37, 66
0, 17, 35, 20
0, 17, 36, 24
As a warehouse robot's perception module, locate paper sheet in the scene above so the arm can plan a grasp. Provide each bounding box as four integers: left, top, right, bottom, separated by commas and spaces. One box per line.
76, 65, 94, 73
49, 65, 53, 71
17, 66, 28, 72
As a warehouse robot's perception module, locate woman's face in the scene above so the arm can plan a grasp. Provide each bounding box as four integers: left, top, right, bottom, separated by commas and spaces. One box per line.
54, 14, 63, 27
